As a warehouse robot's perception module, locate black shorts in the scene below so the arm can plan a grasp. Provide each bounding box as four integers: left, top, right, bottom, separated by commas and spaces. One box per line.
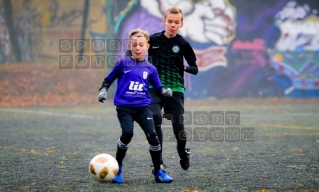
149, 89, 184, 120
116, 106, 156, 135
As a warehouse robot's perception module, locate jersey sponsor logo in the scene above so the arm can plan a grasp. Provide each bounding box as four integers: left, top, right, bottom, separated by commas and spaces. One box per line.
124, 70, 131, 73
152, 46, 160, 49
172, 45, 180, 53
128, 81, 144, 91
143, 71, 148, 79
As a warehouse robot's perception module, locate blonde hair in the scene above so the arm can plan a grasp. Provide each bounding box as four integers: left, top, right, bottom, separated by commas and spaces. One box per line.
129, 28, 150, 42
164, 6, 183, 21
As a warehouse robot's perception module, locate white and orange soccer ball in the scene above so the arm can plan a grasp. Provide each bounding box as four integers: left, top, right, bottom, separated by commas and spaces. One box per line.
89, 153, 119, 182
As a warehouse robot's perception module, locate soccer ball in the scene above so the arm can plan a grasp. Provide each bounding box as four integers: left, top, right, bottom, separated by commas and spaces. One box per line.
89, 153, 119, 182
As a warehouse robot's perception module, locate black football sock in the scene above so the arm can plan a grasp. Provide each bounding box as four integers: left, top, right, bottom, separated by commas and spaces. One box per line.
177, 141, 187, 158
149, 149, 161, 174
116, 139, 129, 165
155, 125, 164, 164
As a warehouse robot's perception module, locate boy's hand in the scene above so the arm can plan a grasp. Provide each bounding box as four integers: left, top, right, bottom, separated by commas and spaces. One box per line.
161, 88, 173, 97
98, 88, 108, 103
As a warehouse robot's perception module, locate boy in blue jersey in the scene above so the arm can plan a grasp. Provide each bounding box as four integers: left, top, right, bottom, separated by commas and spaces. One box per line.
98, 28, 173, 183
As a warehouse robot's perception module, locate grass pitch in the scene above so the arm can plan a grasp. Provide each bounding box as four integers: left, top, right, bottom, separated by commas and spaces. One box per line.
0, 99, 319, 191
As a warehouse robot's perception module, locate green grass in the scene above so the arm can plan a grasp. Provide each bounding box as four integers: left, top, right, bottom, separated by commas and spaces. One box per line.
0, 99, 319, 191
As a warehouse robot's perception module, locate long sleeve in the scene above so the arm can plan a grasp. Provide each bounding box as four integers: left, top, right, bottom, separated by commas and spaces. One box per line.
183, 42, 198, 75
149, 66, 163, 89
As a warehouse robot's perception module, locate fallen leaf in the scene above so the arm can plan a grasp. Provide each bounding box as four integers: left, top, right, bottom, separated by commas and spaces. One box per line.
47, 149, 56, 154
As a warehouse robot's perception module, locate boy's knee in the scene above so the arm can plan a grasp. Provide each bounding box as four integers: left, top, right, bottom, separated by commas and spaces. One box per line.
120, 132, 133, 144
152, 111, 162, 124
175, 130, 187, 143
146, 131, 160, 146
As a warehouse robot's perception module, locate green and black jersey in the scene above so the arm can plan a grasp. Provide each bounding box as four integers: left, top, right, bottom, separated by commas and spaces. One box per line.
148, 31, 198, 93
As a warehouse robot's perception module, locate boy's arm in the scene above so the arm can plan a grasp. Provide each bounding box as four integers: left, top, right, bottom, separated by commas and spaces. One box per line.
149, 67, 172, 97
99, 78, 111, 91
98, 61, 122, 102
100, 60, 123, 89
183, 42, 198, 75
149, 66, 162, 89
184, 64, 198, 75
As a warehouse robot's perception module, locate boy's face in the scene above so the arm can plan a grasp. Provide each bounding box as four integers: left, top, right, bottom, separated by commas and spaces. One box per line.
128, 36, 149, 61
163, 13, 183, 37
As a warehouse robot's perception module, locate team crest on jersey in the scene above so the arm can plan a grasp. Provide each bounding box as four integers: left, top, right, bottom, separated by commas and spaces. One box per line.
172, 45, 180, 53
143, 71, 148, 79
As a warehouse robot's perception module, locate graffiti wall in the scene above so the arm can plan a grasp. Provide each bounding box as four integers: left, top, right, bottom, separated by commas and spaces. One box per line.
1, 0, 318, 98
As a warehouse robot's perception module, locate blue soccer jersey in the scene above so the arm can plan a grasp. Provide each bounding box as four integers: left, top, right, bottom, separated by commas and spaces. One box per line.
106, 57, 163, 107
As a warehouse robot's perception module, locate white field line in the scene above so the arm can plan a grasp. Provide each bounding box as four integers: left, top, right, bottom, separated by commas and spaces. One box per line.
0, 107, 94, 119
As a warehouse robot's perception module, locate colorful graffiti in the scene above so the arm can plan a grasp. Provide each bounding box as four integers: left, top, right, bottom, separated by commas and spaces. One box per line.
111, 0, 237, 98
270, 1, 319, 96
0, 0, 318, 98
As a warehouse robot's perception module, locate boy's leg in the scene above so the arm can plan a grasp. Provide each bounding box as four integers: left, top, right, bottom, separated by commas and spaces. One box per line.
135, 107, 161, 172
115, 107, 134, 165
150, 103, 163, 164
135, 107, 173, 183
164, 92, 190, 170
113, 107, 134, 183
149, 89, 164, 165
